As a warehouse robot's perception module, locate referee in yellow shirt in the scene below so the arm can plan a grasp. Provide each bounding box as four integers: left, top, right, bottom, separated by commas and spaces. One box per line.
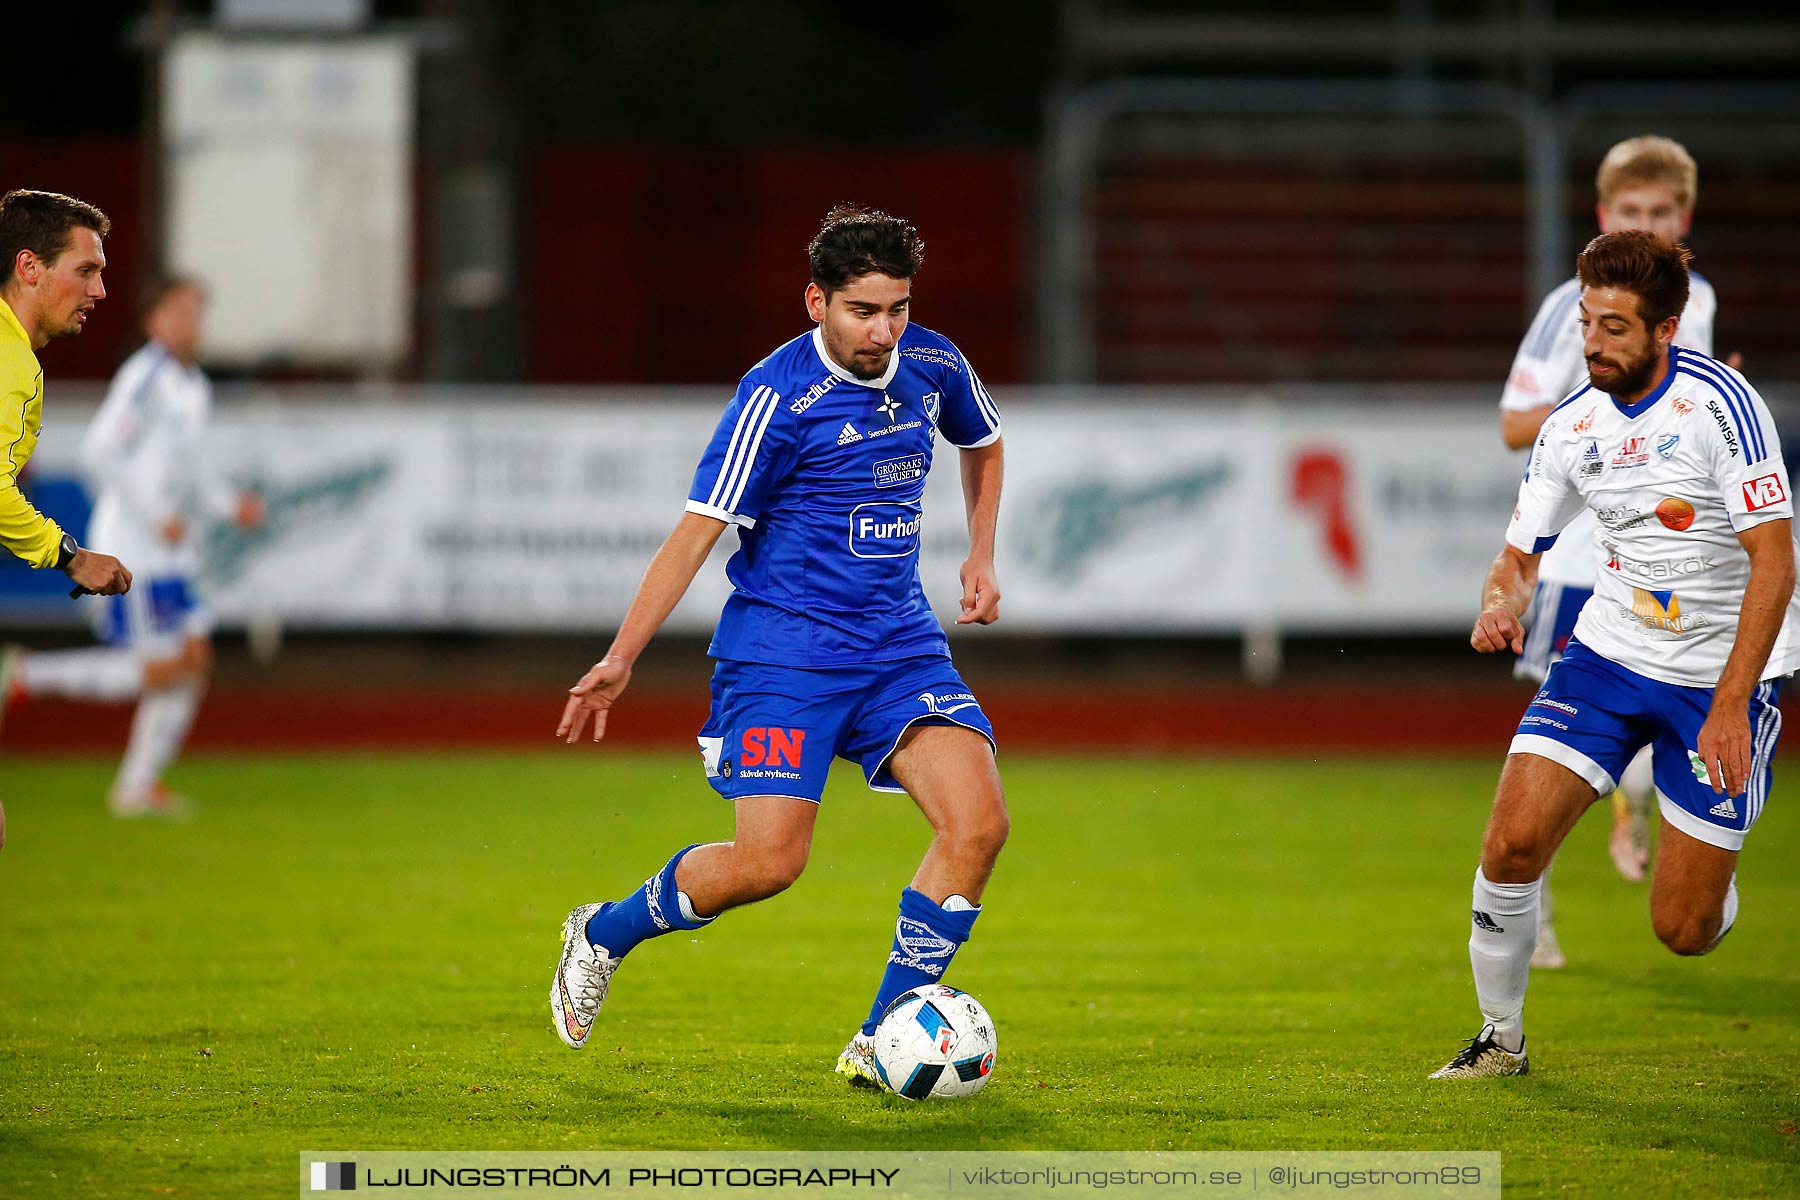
0, 190, 133, 851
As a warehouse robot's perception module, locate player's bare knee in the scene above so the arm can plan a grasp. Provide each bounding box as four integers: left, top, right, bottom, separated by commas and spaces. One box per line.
1654, 909, 1720, 957
1480, 827, 1548, 883
942, 801, 1008, 864
740, 842, 808, 900
975, 804, 1010, 859
184, 637, 213, 681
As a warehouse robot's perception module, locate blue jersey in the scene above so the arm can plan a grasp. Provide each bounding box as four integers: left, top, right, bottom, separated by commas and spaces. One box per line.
685, 322, 1002, 667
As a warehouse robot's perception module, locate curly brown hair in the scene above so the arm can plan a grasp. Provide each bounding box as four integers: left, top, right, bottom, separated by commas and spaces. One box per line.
807, 203, 925, 294
1576, 230, 1691, 329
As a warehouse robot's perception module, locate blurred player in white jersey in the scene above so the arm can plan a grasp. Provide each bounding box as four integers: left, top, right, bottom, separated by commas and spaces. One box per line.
2, 278, 261, 816
1497, 137, 1716, 966
1434, 231, 1796, 1078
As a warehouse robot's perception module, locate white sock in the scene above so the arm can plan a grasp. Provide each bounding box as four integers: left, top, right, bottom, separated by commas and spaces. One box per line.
115, 683, 201, 794
21, 648, 143, 702
1536, 862, 1555, 936
674, 890, 716, 925
1701, 876, 1739, 955
1620, 746, 1655, 816
1469, 866, 1540, 1051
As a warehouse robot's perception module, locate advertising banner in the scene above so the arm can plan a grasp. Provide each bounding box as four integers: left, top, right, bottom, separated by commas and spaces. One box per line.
2, 392, 1531, 635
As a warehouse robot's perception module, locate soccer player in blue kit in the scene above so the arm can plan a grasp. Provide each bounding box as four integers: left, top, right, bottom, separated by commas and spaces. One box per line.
550, 205, 1008, 1086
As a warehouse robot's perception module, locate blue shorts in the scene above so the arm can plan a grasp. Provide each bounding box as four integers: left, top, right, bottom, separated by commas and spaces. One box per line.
1510, 640, 1782, 851
95, 576, 209, 658
697, 656, 997, 803
1514, 580, 1590, 683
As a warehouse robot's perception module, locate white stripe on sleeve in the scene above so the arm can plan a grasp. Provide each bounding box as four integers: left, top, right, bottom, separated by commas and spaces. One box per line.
724, 389, 781, 513
705, 386, 773, 510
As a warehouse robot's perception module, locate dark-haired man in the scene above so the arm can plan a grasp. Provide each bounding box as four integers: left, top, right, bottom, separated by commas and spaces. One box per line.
1498, 138, 1717, 968
550, 204, 1007, 1088
0, 189, 132, 850
3, 278, 262, 818
1434, 230, 1797, 1078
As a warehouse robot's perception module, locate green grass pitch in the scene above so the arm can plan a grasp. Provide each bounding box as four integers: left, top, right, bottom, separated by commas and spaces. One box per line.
1, 751, 1796, 1197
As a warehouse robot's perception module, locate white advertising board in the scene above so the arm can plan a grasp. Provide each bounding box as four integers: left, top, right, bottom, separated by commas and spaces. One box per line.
163, 34, 414, 368
11, 391, 1537, 635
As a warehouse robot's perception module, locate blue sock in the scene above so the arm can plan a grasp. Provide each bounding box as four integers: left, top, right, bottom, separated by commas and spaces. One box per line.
860, 887, 981, 1035
585, 844, 715, 958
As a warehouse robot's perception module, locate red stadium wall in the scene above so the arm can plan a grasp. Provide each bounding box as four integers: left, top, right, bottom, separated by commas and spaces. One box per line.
524, 146, 1032, 385
8, 142, 1030, 385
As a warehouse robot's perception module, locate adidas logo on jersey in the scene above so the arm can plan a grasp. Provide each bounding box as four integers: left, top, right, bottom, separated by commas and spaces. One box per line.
837, 423, 863, 446
1709, 796, 1738, 819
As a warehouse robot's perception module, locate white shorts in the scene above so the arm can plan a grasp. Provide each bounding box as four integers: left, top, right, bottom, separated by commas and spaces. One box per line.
93, 575, 212, 661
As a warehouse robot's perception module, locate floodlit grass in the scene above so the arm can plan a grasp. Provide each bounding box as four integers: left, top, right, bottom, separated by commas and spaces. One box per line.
1, 751, 1796, 1197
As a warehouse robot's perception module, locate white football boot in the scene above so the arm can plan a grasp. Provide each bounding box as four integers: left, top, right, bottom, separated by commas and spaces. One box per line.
108, 783, 193, 821
835, 1030, 882, 1089
1530, 926, 1566, 970
1530, 878, 1565, 969
1429, 1024, 1529, 1079
1609, 791, 1651, 883
550, 903, 620, 1050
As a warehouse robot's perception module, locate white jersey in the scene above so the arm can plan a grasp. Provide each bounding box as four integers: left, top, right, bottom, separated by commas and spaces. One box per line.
1506, 347, 1800, 688
1500, 273, 1717, 588
81, 341, 234, 577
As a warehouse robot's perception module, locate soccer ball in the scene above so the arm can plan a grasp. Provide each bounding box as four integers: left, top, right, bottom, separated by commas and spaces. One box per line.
871, 984, 997, 1099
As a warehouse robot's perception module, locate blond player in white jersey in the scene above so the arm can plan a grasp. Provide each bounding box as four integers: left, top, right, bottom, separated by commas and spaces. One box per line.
1498, 136, 1717, 966
2, 278, 261, 816
1434, 231, 1795, 1079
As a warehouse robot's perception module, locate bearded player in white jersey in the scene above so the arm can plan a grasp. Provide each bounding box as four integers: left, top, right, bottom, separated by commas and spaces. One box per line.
2, 278, 261, 816
1434, 229, 1796, 1079
1498, 137, 1718, 968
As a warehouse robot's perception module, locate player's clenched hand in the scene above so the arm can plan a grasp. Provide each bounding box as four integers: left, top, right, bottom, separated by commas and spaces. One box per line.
1470, 606, 1523, 654
558, 656, 633, 744
66, 548, 132, 596
957, 556, 1001, 625
1694, 703, 1751, 797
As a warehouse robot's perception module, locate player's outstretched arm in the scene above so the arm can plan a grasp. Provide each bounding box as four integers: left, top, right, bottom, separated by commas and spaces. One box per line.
1499, 404, 1553, 451
956, 438, 1004, 626
1471, 544, 1537, 654
558, 511, 728, 743
1695, 518, 1795, 796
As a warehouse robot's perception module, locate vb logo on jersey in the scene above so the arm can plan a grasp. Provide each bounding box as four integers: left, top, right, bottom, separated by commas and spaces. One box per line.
1744, 473, 1788, 512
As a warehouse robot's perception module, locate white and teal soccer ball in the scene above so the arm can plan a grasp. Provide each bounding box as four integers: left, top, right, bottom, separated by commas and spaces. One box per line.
872, 984, 997, 1100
